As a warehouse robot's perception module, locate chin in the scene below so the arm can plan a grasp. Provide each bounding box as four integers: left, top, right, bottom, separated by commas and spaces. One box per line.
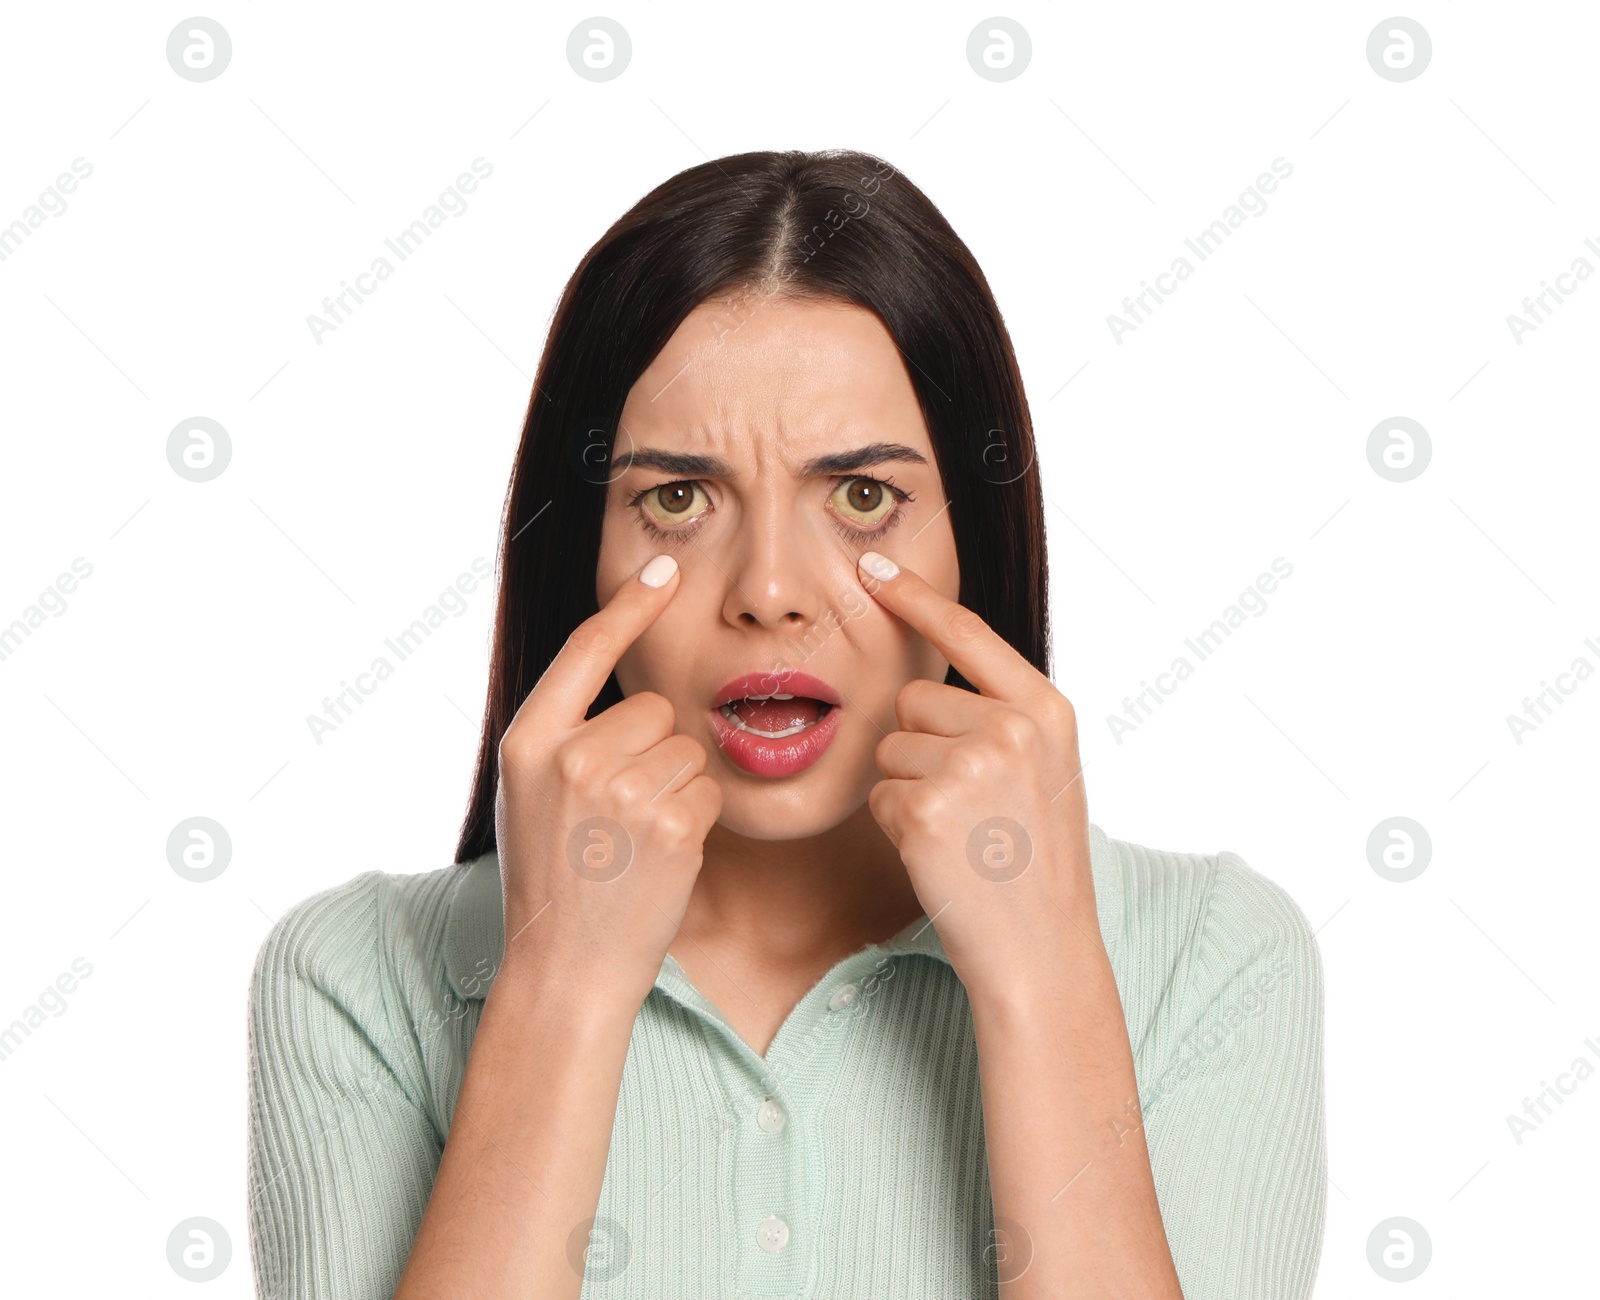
711, 778, 869, 842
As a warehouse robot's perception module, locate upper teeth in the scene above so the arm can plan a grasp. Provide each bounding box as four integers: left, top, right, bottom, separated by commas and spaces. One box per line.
720, 693, 827, 739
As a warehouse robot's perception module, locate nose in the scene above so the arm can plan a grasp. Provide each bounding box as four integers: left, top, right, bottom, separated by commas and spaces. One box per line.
719, 512, 829, 633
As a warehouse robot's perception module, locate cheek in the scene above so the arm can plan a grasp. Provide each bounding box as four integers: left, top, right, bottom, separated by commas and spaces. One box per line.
612, 600, 699, 699
920, 527, 961, 604
613, 618, 661, 689
859, 588, 952, 688
853, 604, 943, 690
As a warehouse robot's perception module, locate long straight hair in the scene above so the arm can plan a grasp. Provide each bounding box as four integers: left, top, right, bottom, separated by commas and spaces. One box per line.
454, 149, 1049, 864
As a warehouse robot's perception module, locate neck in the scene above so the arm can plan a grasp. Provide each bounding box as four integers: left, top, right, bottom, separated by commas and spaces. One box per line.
677, 801, 925, 968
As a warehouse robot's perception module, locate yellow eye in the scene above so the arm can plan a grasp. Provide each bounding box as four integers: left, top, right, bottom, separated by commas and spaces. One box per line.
637, 480, 710, 529
830, 476, 897, 527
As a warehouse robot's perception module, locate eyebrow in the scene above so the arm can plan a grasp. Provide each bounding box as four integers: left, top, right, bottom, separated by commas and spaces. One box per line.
611, 441, 929, 479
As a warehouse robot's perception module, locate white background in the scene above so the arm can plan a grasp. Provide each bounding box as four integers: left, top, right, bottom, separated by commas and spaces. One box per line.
1, 2, 1595, 1294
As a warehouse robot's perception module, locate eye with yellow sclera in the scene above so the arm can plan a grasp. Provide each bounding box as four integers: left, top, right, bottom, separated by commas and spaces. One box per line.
627, 476, 916, 546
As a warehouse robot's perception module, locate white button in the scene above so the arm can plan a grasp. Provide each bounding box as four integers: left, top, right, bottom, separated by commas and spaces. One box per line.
757, 1098, 787, 1132
756, 1213, 790, 1253
827, 981, 859, 1011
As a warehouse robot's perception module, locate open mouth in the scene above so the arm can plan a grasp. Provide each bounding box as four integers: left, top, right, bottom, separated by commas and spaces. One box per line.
708, 669, 843, 776
717, 694, 836, 739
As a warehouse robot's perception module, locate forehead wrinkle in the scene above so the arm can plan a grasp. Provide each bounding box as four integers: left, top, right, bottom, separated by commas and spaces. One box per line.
620, 301, 928, 483
623, 387, 850, 483
688, 316, 855, 436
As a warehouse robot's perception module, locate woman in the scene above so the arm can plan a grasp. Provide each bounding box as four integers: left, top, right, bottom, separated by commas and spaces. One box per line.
246, 148, 1327, 1299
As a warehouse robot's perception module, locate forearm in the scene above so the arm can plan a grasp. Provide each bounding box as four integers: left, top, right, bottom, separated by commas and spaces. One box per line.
393, 959, 639, 1299
972, 922, 1183, 1299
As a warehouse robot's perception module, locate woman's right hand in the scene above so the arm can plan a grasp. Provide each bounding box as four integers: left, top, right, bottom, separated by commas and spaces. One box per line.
490, 553, 722, 1011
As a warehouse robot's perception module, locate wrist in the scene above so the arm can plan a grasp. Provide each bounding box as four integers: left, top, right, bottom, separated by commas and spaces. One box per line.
486, 949, 649, 1042
965, 927, 1118, 1028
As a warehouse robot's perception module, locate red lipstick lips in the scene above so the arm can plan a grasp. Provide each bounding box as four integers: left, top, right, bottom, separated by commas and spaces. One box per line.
708, 669, 842, 778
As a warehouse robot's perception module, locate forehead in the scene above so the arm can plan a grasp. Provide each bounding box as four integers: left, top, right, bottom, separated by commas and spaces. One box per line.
617, 296, 930, 461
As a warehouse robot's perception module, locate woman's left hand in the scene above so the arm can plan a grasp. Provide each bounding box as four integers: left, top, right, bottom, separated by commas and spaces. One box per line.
856, 550, 1103, 1010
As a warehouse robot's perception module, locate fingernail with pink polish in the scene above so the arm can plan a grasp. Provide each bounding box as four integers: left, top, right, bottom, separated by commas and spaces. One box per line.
859, 551, 898, 581
640, 555, 678, 587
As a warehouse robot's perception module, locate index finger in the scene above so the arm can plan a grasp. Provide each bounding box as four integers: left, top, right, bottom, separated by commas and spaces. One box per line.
530, 553, 681, 725
856, 550, 1042, 703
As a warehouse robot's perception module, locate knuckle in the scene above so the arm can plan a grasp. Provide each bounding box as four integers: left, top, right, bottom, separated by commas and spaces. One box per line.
1041, 693, 1078, 739
904, 788, 947, 838
949, 745, 991, 784
945, 607, 985, 645
565, 621, 616, 658
992, 710, 1037, 753
554, 739, 600, 787
498, 725, 531, 767
627, 690, 676, 728
895, 678, 930, 714
609, 768, 654, 808
671, 737, 708, 774
652, 806, 694, 844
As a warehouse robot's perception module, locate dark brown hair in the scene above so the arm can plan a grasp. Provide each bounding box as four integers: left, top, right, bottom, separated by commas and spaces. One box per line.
453, 148, 1048, 863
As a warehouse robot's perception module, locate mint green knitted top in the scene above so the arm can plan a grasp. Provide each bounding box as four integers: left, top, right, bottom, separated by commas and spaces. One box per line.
245, 822, 1327, 1298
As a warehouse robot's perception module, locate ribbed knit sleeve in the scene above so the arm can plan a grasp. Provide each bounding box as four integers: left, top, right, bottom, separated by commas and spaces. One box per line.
246, 871, 442, 1300
1139, 850, 1328, 1300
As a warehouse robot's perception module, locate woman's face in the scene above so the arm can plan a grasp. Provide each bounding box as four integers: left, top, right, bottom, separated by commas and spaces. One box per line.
596, 293, 960, 841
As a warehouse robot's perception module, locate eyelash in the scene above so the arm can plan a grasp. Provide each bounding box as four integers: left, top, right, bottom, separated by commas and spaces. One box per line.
625, 475, 917, 547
